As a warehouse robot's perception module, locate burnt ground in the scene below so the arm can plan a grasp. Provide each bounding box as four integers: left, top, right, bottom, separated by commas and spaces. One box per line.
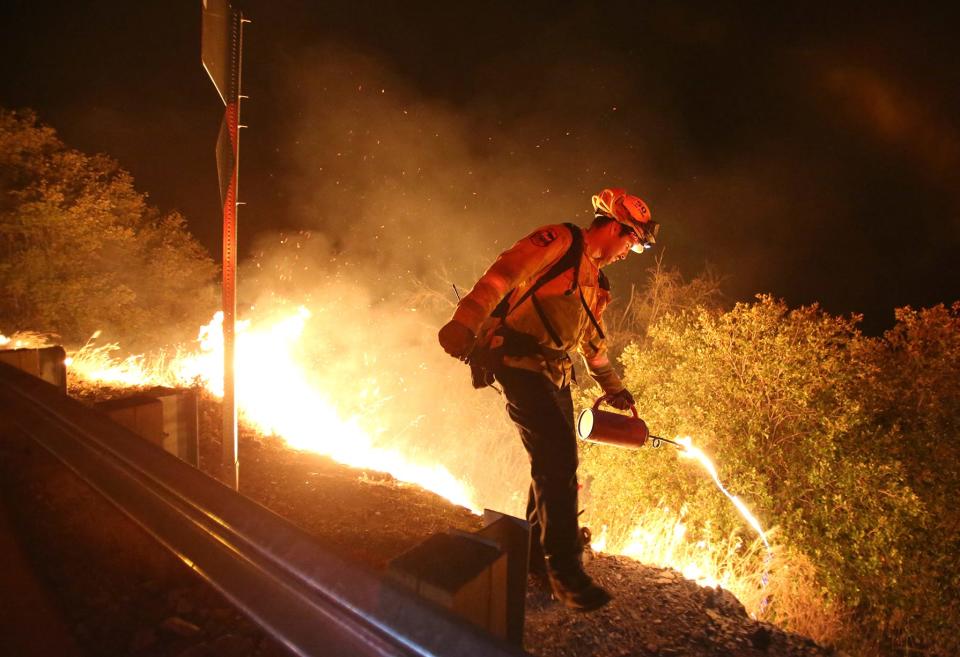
0, 388, 838, 657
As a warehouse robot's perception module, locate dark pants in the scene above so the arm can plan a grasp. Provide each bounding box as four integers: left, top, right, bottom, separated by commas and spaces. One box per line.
496, 365, 582, 571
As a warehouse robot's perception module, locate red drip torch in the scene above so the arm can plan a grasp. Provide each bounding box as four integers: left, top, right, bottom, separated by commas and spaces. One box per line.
577, 395, 683, 449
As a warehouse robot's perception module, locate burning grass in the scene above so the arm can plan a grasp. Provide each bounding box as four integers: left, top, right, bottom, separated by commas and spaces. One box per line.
588, 507, 845, 646
0, 330, 57, 350
61, 309, 482, 513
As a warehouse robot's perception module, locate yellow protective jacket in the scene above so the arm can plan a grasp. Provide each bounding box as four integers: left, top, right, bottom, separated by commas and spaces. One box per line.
452, 223, 625, 391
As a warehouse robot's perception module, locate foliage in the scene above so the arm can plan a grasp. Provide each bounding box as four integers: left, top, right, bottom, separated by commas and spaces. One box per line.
603, 257, 727, 356
0, 108, 216, 347
855, 303, 960, 653
578, 288, 959, 656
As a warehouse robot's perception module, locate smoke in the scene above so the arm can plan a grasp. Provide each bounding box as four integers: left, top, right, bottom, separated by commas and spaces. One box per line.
256, 38, 790, 297
270, 45, 649, 276
229, 39, 811, 514
240, 231, 530, 514
223, 20, 956, 512
232, 42, 670, 513
820, 65, 960, 215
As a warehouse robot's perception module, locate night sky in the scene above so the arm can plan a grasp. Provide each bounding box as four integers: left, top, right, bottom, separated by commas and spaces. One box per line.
2, 1, 958, 334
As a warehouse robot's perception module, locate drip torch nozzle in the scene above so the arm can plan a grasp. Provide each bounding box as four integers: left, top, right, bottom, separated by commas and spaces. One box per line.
650, 435, 685, 450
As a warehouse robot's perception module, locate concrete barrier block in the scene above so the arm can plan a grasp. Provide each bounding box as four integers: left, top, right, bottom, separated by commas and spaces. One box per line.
479, 510, 530, 645
144, 387, 199, 467
386, 531, 507, 638
94, 388, 198, 466
0, 346, 67, 394
94, 396, 165, 447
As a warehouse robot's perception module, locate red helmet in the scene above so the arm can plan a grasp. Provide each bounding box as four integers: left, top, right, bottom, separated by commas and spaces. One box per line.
591, 188, 658, 253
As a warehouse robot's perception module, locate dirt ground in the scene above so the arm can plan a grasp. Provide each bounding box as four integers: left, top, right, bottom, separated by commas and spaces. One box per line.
0, 387, 839, 657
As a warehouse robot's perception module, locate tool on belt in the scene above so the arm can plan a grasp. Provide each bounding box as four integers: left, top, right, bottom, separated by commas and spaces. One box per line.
466, 325, 569, 389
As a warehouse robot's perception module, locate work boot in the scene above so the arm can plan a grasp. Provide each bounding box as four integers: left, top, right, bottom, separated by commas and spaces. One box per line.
547, 562, 612, 612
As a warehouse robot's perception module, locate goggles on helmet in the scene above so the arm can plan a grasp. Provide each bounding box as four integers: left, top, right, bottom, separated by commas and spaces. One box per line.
623, 220, 659, 253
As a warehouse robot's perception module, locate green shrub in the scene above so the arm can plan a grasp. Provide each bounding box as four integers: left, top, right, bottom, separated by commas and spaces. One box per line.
579, 295, 958, 655
0, 108, 217, 347
855, 303, 960, 653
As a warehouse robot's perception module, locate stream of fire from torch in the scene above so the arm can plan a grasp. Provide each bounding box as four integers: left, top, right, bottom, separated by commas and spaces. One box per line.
674, 436, 771, 552
670, 435, 773, 611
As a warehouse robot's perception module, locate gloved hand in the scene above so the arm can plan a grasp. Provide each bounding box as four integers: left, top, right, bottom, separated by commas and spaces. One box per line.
605, 388, 636, 411
438, 319, 477, 360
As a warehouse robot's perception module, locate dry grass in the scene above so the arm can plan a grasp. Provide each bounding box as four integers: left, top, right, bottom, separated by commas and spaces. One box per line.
0, 329, 57, 349
760, 547, 849, 647
588, 506, 849, 649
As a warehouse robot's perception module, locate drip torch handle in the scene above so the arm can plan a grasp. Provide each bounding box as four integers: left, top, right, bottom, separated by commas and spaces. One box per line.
593, 394, 640, 419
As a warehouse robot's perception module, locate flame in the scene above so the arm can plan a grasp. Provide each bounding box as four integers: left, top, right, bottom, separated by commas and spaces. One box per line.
66, 309, 479, 513
589, 436, 772, 615
0, 331, 54, 350
591, 508, 730, 589
676, 436, 771, 552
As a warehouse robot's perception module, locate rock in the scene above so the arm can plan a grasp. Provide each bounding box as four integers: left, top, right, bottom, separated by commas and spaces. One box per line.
712, 586, 748, 617
703, 587, 718, 608
161, 616, 202, 637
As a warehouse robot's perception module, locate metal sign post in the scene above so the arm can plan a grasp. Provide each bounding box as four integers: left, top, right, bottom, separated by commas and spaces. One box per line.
201, 0, 246, 489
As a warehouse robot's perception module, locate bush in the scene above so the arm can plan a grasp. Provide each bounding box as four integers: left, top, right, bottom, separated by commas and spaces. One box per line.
578, 294, 958, 655
0, 108, 217, 347
856, 303, 960, 653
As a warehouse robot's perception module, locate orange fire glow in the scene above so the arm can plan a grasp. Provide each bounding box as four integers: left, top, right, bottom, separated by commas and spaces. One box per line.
66, 309, 479, 512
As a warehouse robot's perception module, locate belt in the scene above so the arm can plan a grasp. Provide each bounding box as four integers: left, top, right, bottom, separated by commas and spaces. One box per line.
495, 326, 569, 361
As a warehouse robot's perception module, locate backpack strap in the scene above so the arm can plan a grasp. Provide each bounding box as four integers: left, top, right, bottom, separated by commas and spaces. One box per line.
492, 223, 583, 320
530, 294, 565, 346
577, 285, 605, 340
580, 269, 610, 340
492, 223, 608, 347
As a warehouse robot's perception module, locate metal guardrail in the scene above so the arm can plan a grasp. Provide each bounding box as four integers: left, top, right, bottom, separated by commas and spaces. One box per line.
0, 362, 527, 657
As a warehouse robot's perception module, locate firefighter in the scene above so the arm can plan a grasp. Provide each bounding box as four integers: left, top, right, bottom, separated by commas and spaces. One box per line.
438, 188, 659, 611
